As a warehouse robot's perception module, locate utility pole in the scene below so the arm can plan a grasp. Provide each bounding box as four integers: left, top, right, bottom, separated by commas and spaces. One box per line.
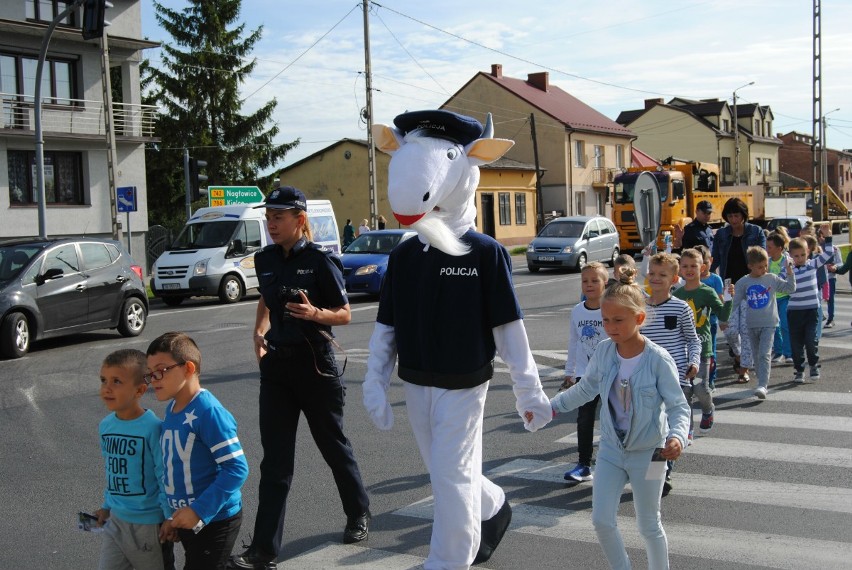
732, 81, 754, 186
529, 113, 544, 231
812, 0, 823, 221
362, 0, 378, 229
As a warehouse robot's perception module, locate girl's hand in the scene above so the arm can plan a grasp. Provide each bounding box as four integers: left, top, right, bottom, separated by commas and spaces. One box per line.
660, 437, 683, 460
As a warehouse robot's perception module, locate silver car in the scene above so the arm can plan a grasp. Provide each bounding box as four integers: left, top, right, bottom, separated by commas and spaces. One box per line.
526, 216, 620, 272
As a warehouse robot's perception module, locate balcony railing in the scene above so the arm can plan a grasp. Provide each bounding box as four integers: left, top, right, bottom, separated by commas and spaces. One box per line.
1, 92, 157, 138
592, 167, 618, 185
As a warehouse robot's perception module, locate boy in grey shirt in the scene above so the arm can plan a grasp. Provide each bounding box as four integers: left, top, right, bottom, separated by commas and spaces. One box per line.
733, 247, 796, 399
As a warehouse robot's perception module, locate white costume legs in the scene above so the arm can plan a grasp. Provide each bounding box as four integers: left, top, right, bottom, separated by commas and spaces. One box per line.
404, 382, 504, 570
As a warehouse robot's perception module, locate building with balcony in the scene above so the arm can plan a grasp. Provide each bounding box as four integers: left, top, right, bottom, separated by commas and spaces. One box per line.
0, 0, 157, 254
617, 97, 782, 192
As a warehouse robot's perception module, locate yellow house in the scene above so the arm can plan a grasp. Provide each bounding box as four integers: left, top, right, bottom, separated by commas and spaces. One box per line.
441, 64, 636, 218
278, 139, 540, 246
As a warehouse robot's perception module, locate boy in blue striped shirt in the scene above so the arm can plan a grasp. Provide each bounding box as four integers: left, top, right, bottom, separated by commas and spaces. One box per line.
787, 227, 835, 383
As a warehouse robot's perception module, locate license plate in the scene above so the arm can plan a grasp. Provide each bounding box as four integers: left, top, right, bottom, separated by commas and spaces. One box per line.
163, 283, 180, 290
537, 256, 555, 262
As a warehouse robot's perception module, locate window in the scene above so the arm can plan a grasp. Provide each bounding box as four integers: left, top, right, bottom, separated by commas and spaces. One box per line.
43, 244, 80, 275
615, 145, 624, 169
573, 140, 585, 167
754, 158, 762, 173
0, 52, 76, 105
754, 119, 761, 136
514, 193, 527, 225
722, 119, 730, 132
763, 158, 772, 174
722, 157, 731, 175
498, 192, 511, 225
8, 150, 84, 205
26, 1, 78, 25
594, 145, 604, 168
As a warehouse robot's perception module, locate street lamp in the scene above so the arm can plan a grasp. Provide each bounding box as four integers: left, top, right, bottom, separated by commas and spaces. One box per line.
732, 81, 755, 186
816, 107, 840, 220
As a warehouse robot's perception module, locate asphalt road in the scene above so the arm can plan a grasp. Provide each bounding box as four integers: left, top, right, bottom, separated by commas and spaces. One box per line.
1, 257, 850, 569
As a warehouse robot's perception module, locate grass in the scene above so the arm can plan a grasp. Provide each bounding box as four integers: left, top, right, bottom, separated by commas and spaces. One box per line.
510, 245, 528, 255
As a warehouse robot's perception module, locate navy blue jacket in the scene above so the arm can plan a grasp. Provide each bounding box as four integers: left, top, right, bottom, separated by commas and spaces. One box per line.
710, 223, 766, 280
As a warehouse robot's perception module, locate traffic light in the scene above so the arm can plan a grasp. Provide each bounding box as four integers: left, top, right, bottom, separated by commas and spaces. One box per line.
81, 0, 112, 40
188, 157, 208, 202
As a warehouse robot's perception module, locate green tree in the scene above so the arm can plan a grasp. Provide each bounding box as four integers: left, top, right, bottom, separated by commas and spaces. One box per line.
145, 0, 297, 229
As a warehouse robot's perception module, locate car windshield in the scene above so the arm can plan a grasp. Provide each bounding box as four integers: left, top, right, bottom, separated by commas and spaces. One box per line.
0, 245, 41, 282
171, 221, 239, 249
538, 221, 584, 238
613, 172, 669, 203
344, 233, 403, 254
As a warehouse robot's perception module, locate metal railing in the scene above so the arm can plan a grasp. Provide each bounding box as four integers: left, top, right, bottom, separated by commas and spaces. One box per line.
1, 92, 157, 138
592, 167, 617, 184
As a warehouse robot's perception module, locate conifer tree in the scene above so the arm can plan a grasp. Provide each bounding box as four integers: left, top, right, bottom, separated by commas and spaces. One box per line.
145, 0, 296, 228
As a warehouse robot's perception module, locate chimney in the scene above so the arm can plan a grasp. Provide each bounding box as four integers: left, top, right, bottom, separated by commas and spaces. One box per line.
645, 98, 664, 110
528, 71, 549, 92
490, 64, 503, 78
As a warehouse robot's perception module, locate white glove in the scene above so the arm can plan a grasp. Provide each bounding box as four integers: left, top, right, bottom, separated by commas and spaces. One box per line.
493, 320, 553, 432
363, 323, 397, 431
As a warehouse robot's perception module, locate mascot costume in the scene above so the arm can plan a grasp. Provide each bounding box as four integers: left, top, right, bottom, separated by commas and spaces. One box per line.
363, 109, 553, 569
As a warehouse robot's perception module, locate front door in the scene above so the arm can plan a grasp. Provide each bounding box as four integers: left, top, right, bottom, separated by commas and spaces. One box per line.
36, 244, 88, 331
480, 193, 495, 238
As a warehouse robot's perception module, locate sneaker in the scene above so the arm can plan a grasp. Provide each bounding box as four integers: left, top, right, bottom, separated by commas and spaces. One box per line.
825, 320, 834, 329
343, 511, 371, 544
793, 371, 805, 384
699, 412, 714, 432
662, 476, 673, 497
687, 430, 693, 446
784, 357, 795, 365
809, 366, 821, 381
228, 546, 277, 570
754, 386, 768, 400
773, 354, 786, 364
564, 463, 593, 482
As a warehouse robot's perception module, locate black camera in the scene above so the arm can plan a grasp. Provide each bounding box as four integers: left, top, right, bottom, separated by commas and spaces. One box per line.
277, 285, 307, 318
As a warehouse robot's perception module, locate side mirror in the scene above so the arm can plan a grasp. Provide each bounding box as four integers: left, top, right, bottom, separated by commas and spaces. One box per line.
232, 239, 246, 255
36, 267, 63, 285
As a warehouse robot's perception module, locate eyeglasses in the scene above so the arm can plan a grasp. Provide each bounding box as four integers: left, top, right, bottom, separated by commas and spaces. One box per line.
143, 362, 186, 385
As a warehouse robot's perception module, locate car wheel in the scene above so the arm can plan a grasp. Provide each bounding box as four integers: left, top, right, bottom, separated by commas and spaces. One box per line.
162, 296, 184, 307
575, 253, 587, 272
609, 248, 620, 267
0, 312, 30, 358
118, 298, 147, 337
218, 275, 243, 304
528, 265, 540, 273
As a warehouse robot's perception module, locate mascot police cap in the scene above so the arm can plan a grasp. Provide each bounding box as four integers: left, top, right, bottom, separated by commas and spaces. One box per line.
393, 109, 484, 147
255, 186, 307, 211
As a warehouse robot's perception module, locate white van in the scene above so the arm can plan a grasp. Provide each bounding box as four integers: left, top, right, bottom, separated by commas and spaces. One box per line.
151, 200, 339, 305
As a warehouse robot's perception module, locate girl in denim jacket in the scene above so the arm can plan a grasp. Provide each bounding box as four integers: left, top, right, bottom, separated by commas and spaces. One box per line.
551, 268, 690, 570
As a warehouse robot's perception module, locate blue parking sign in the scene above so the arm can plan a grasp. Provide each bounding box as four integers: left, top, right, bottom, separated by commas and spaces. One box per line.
117, 186, 137, 213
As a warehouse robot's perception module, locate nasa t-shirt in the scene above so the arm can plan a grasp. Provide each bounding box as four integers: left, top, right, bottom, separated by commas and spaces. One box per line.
732, 273, 796, 329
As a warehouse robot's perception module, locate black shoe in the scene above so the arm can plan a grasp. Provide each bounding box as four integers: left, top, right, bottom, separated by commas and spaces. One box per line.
473, 500, 512, 565
227, 545, 277, 570
343, 511, 370, 544
661, 476, 673, 498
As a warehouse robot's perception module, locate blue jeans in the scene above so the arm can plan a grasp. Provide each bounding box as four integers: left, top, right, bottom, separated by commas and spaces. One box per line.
788, 308, 819, 372
592, 441, 669, 570
773, 296, 791, 358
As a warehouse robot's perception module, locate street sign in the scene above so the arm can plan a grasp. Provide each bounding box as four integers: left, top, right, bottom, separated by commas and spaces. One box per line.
208, 186, 264, 207
633, 172, 661, 248
116, 186, 137, 212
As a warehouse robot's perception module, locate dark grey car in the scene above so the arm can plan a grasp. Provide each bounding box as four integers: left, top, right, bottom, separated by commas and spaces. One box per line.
0, 238, 148, 358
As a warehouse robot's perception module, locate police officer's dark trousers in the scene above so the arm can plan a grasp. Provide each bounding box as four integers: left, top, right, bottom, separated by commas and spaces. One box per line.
253, 343, 370, 556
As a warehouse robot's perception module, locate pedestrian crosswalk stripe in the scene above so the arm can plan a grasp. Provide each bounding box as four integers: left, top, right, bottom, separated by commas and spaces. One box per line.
706, 410, 852, 431
713, 387, 852, 405
394, 498, 852, 570
487, 459, 852, 514
277, 541, 435, 569
684, 437, 852, 468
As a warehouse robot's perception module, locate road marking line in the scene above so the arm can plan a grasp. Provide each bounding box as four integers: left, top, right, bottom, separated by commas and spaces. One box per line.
278, 542, 430, 569
713, 387, 852, 405
684, 437, 852, 468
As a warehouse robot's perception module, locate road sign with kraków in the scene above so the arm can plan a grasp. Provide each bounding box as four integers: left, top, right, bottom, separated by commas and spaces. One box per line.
208, 186, 264, 206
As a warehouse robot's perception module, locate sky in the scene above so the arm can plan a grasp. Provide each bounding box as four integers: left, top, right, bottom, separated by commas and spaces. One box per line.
140, 0, 852, 176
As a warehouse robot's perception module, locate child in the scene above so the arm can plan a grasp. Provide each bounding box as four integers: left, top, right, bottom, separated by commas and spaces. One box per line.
147, 332, 249, 570
829, 247, 852, 326
731, 247, 795, 399
803, 235, 828, 342
767, 232, 793, 364
822, 223, 840, 328
673, 249, 733, 426
96, 349, 174, 570
610, 254, 637, 287
787, 229, 835, 382
558, 262, 610, 483
696, 244, 724, 390
551, 268, 690, 570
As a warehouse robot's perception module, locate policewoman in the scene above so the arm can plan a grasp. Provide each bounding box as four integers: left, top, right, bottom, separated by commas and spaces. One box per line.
229, 186, 371, 570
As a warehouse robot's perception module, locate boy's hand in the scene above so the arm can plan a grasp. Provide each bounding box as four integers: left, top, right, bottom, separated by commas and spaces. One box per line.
827, 264, 836, 273
159, 518, 179, 543
726, 283, 735, 297
684, 364, 698, 380
787, 261, 795, 275
660, 436, 683, 460
94, 508, 110, 527
170, 506, 201, 530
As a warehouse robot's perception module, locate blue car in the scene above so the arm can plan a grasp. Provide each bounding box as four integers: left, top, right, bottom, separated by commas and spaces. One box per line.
341, 230, 417, 295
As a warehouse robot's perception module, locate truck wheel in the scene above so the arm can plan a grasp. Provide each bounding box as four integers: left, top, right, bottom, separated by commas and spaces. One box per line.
162, 296, 184, 307
218, 275, 243, 304
118, 298, 147, 337
0, 312, 30, 358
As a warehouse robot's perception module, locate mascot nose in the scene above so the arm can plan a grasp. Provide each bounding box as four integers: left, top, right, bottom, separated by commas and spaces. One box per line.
394, 212, 425, 226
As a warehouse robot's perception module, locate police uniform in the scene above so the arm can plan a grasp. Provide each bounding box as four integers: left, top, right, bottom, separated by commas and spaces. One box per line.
238, 189, 370, 565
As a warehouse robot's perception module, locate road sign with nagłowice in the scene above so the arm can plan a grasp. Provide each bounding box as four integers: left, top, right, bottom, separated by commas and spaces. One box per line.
208, 186, 264, 206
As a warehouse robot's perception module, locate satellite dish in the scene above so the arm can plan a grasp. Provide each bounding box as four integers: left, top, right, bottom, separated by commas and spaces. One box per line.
633, 171, 661, 248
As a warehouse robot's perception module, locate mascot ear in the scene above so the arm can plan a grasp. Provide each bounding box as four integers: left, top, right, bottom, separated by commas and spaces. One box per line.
466, 138, 515, 166
372, 124, 404, 155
